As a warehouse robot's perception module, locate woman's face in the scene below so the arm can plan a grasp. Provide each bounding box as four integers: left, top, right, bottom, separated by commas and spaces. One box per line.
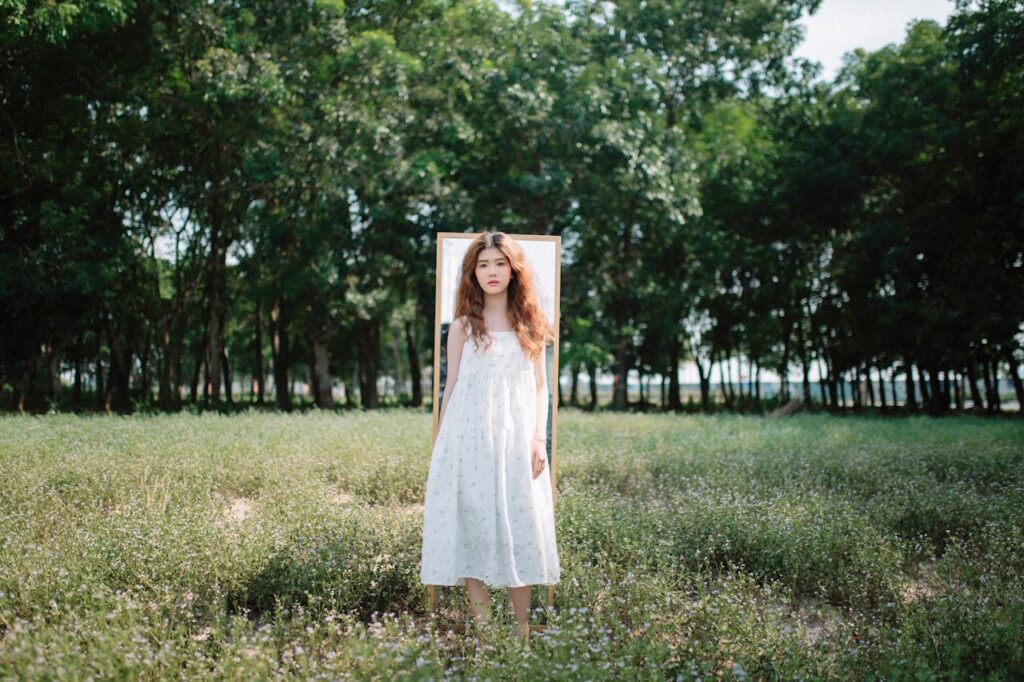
475, 246, 512, 294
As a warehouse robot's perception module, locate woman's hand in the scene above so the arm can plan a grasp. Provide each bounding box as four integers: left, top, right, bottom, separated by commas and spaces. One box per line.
530, 439, 547, 479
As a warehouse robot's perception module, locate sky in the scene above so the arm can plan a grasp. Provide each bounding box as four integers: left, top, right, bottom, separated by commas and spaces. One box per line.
793, 0, 958, 81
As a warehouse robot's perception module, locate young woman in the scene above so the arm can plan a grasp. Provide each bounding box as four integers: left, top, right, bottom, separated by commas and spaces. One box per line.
420, 231, 560, 646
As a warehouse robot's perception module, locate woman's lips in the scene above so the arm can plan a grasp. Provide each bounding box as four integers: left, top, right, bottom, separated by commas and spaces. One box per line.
488, 280, 498, 285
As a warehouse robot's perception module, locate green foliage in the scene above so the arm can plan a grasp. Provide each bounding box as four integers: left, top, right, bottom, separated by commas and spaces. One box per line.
2, 0, 1022, 423
0, 0, 135, 45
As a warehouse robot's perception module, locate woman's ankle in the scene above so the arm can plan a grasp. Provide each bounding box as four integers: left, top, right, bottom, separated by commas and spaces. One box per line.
469, 601, 491, 624
515, 622, 531, 647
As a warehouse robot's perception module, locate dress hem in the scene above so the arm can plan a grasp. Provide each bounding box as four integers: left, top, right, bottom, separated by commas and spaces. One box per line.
421, 579, 561, 589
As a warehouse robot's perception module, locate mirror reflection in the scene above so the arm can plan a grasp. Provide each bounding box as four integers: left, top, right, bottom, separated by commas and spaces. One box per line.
432, 233, 560, 473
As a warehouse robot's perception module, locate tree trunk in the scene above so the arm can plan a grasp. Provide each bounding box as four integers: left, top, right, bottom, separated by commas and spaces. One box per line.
798, 357, 811, 407
969, 360, 984, 410
990, 357, 1002, 411
779, 329, 791, 404
749, 356, 757, 401
557, 365, 564, 409
797, 325, 812, 407
726, 353, 737, 405
388, 326, 402, 402
753, 359, 761, 401
714, 349, 730, 408
310, 349, 320, 405
205, 283, 224, 406
254, 302, 265, 406
138, 326, 152, 403
73, 349, 83, 412
221, 346, 233, 405
346, 364, 358, 408
668, 337, 681, 412
613, 337, 628, 410
270, 296, 292, 411
46, 341, 61, 405
104, 307, 133, 414
925, 366, 937, 413
404, 320, 422, 407
904, 357, 918, 412
190, 336, 204, 405
736, 355, 745, 401
696, 358, 711, 413
205, 203, 228, 407
13, 368, 27, 411
95, 315, 106, 411
928, 367, 944, 414
821, 355, 837, 409
688, 336, 711, 411
22, 367, 34, 413
588, 361, 598, 409
918, 366, 932, 407
637, 367, 646, 410
876, 366, 886, 410
611, 203, 636, 411
202, 346, 211, 404
982, 356, 996, 412
816, 358, 828, 405
570, 361, 580, 407
1004, 349, 1024, 414
357, 316, 381, 409
160, 304, 189, 412
313, 335, 334, 409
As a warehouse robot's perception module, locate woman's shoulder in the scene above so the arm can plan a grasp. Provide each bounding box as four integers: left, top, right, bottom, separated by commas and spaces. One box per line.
452, 315, 471, 336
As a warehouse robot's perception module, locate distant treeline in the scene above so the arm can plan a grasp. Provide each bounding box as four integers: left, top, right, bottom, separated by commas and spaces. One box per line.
2, 0, 1021, 415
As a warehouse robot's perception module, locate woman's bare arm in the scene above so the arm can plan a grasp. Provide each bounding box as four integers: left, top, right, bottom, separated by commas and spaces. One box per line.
532, 349, 548, 442
438, 317, 468, 428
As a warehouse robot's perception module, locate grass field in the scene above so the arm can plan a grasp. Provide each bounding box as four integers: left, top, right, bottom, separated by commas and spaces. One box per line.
1, 411, 1022, 679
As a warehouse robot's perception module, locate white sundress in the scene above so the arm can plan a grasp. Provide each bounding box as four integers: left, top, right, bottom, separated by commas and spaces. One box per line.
420, 329, 560, 588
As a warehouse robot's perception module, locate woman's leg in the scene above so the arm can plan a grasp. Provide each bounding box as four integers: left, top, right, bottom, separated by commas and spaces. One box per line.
507, 585, 531, 644
464, 578, 490, 623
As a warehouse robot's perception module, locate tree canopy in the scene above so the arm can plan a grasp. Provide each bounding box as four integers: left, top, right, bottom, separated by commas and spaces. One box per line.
2, 0, 1022, 415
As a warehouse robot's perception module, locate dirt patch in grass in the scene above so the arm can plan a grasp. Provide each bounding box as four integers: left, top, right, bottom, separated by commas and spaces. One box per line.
212, 494, 257, 528
773, 598, 845, 646
326, 484, 354, 505
898, 559, 941, 605
726, 579, 850, 648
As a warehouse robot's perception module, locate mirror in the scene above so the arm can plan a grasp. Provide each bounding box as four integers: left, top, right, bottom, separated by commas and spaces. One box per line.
426, 231, 562, 615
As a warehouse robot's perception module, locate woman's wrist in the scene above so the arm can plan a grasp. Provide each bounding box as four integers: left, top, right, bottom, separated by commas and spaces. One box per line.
532, 436, 546, 443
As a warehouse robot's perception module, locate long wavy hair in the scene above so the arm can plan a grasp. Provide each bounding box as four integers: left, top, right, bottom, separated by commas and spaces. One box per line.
453, 231, 555, 360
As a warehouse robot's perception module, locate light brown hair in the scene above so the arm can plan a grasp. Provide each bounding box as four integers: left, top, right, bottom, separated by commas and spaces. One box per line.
454, 232, 555, 360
